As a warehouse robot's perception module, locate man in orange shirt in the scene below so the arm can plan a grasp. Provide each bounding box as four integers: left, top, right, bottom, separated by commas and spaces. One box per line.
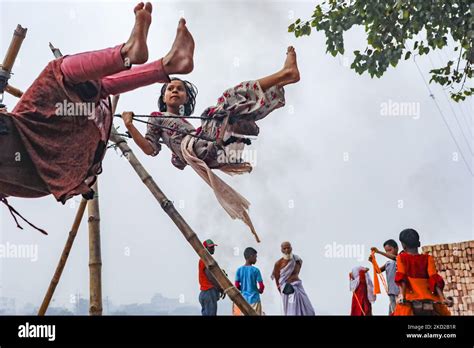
198, 239, 224, 315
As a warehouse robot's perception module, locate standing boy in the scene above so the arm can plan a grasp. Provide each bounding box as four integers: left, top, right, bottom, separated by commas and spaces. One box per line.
235, 247, 265, 314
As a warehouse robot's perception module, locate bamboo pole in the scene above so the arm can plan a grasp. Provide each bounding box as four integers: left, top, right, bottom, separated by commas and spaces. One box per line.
1, 25, 27, 103
1, 25, 27, 73
4, 84, 23, 98
86, 94, 120, 316
88, 182, 102, 315
109, 117, 257, 315
38, 199, 88, 315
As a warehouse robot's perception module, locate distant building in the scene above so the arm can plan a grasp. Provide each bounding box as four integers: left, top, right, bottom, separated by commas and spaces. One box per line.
110, 293, 200, 315
0, 297, 16, 314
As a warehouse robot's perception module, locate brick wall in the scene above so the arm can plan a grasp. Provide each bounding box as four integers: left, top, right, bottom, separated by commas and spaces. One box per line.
422, 240, 474, 315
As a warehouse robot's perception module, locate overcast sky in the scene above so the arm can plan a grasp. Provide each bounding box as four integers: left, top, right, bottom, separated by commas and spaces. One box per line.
0, 0, 472, 315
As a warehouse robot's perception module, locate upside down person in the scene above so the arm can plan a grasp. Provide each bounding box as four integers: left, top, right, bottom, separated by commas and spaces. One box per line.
121, 47, 301, 241
0, 3, 194, 209
392, 228, 452, 316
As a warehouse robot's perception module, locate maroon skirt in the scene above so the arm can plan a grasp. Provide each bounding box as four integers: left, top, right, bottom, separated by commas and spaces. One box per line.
1, 57, 112, 203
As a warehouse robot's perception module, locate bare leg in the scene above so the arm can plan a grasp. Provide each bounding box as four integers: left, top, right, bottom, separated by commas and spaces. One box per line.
162, 18, 195, 75
121, 2, 153, 65
257, 46, 300, 92
100, 18, 196, 96
61, 2, 152, 84
100, 59, 170, 96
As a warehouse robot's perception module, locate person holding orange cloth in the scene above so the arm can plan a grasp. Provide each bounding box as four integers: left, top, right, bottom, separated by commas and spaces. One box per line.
350, 266, 376, 316
393, 228, 451, 316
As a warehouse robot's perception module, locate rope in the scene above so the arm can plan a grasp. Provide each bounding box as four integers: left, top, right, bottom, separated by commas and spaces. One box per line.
113, 113, 212, 121
118, 116, 217, 142
352, 291, 366, 316
0, 196, 48, 235
223, 286, 234, 294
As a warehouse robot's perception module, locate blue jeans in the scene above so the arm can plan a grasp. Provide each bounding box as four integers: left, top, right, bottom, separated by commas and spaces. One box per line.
199, 288, 219, 316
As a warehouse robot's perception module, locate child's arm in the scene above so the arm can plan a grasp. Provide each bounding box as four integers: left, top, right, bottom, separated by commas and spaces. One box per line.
257, 269, 264, 294
122, 112, 156, 155
395, 255, 407, 303
368, 254, 386, 273
398, 283, 407, 302
371, 247, 397, 261
235, 268, 241, 291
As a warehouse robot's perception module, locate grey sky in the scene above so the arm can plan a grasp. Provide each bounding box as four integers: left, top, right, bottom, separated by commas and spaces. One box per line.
0, 0, 472, 315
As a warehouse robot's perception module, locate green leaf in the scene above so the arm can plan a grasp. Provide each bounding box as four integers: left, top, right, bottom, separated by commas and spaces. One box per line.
291, 0, 472, 102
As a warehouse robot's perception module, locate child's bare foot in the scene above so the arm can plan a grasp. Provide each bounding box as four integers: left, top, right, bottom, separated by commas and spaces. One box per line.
121, 2, 152, 65
162, 18, 195, 75
279, 46, 300, 86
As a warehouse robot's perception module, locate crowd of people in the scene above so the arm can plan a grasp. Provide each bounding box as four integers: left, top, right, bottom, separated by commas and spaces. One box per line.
198, 240, 315, 316
350, 228, 453, 316
198, 228, 452, 316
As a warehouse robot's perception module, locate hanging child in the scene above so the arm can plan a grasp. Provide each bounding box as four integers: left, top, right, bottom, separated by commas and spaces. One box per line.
121, 47, 301, 241
0, 2, 194, 205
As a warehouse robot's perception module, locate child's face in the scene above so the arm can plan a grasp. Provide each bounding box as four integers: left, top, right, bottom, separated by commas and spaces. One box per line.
384, 245, 398, 255
248, 254, 257, 264
163, 80, 188, 113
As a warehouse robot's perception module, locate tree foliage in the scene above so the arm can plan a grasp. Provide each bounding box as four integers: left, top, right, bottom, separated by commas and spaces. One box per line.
289, 0, 473, 102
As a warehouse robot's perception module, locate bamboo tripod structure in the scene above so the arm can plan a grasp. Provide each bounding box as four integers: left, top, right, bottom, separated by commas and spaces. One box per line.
3, 32, 258, 316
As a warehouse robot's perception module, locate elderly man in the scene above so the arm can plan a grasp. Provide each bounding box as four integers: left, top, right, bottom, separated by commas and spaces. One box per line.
271, 241, 315, 315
